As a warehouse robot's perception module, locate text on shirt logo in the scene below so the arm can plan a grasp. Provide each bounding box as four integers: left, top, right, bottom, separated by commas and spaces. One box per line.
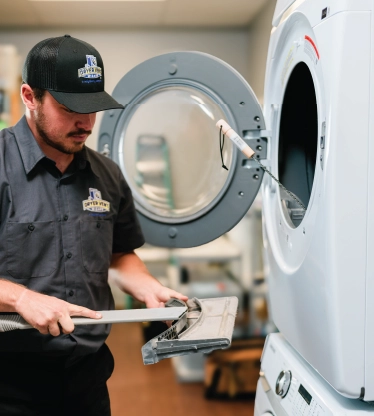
82, 188, 110, 212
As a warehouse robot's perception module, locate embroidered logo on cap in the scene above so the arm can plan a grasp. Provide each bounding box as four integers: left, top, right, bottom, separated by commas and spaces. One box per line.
83, 188, 110, 212
78, 55, 102, 79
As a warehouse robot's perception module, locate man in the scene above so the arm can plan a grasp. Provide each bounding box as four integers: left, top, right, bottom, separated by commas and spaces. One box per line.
0, 35, 187, 416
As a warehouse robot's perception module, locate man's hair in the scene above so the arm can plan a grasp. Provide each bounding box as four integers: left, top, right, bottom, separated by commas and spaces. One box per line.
32, 87, 46, 102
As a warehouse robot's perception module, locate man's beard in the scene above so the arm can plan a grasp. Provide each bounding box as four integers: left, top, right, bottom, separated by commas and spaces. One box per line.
35, 107, 91, 155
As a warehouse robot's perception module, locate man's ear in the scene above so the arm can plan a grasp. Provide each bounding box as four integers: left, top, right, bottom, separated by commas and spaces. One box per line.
21, 84, 38, 110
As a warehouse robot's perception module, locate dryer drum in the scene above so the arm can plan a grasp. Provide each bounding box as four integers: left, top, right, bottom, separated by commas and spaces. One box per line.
278, 62, 318, 227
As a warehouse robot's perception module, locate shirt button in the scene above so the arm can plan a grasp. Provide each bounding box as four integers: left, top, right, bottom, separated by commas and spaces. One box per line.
68, 290, 74, 297
28, 224, 35, 231
66, 252, 72, 259
96, 222, 101, 228
63, 215, 69, 221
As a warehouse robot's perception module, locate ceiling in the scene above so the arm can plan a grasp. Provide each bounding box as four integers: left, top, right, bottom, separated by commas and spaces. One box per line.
1, 0, 271, 29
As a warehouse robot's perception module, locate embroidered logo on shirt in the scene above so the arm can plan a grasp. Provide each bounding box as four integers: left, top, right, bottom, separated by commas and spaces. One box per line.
83, 188, 110, 212
78, 55, 102, 79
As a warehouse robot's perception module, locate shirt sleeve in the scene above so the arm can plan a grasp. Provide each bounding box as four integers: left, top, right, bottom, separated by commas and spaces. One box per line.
112, 168, 145, 253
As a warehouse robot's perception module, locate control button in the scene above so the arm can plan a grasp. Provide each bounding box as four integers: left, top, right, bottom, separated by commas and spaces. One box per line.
275, 370, 292, 398
96, 222, 101, 228
66, 252, 72, 259
63, 215, 69, 221
28, 224, 35, 232
68, 290, 74, 297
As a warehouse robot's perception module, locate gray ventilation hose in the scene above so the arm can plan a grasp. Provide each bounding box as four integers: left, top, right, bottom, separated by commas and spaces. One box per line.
0, 314, 32, 331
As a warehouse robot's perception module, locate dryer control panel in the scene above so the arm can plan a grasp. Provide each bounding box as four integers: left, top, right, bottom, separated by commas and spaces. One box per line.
258, 334, 374, 416
281, 377, 326, 416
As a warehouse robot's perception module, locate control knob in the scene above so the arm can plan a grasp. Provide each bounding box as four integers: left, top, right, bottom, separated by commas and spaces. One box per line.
275, 370, 292, 398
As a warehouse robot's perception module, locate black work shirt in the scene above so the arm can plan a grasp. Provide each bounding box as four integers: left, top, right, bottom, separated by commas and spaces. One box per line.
0, 116, 145, 358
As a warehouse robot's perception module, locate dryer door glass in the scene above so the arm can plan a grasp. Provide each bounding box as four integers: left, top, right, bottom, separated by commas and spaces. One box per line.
118, 85, 232, 220
98, 52, 266, 248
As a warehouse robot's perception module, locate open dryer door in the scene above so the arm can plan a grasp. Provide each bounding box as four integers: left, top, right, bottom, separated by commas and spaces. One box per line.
98, 52, 267, 248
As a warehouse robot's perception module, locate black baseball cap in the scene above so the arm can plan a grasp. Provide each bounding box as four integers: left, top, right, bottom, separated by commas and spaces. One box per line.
22, 35, 125, 114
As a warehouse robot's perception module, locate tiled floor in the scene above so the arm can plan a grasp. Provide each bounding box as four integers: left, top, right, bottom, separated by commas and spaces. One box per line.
107, 322, 255, 416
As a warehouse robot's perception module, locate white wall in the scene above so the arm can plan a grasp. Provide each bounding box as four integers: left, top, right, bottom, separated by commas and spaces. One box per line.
0, 28, 251, 150
247, 0, 276, 104
227, 1, 275, 289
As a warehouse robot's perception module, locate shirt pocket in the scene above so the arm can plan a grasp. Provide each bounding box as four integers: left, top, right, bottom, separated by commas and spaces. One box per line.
6, 221, 57, 279
80, 219, 113, 273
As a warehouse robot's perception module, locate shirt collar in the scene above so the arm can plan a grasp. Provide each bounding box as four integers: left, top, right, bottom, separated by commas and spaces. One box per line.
75, 146, 101, 178
13, 116, 45, 175
13, 115, 100, 178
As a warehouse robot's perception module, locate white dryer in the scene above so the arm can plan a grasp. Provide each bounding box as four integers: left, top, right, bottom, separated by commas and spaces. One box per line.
98, 0, 374, 403
262, 0, 374, 401
255, 333, 374, 416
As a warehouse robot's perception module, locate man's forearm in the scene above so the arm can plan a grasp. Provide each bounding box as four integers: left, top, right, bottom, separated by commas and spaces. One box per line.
0, 279, 27, 312
109, 252, 161, 303
110, 251, 188, 309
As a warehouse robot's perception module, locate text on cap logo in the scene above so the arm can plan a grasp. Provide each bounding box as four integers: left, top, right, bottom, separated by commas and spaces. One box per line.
78, 55, 102, 79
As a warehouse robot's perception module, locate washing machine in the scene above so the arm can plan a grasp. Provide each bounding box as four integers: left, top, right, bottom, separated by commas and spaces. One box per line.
255, 333, 374, 415
98, 0, 374, 404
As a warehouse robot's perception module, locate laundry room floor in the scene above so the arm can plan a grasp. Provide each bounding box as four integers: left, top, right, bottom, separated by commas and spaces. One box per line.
107, 322, 255, 416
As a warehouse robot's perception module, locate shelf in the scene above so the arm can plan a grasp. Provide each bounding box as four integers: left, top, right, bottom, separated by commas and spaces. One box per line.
135, 246, 170, 262
171, 236, 241, 262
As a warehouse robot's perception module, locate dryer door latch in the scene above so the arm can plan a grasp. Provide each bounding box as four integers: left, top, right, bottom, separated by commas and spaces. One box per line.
320, 121, 326, 170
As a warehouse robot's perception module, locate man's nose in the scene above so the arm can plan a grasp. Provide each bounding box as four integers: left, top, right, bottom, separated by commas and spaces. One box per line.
76, 113, 96, 130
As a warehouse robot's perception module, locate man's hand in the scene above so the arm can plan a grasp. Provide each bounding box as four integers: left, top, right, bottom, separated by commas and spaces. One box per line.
142, 286, 188, 309
142, 286, 188, 328
110, 252, 188, 327
15, 289, 101, 336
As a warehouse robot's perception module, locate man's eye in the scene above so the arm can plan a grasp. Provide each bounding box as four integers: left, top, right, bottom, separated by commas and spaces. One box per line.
64, 108, 74, 113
